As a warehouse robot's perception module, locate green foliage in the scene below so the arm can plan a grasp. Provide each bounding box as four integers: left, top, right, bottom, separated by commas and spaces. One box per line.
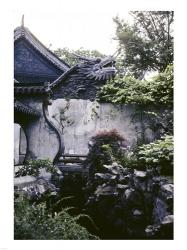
148, 64, 173, 106
108, 134, 174, 175
14, 195, 98, 240
143, 109, 173, 135
137, 135, 173, 175
113, 11, 174, 78
54, 47, 105, 66
118, 151, 139, 169
15, 159, 58, 177
86, 129, 126, 175
101, 144, 116, 163
58, 172, 87, 211
97, 64, 173, 107
86, 131, 173, 175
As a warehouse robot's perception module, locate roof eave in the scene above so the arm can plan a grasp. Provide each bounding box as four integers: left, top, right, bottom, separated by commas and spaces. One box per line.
14, 26, 70, 72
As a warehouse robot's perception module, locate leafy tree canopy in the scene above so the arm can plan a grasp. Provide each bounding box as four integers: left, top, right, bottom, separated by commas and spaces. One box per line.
54, 47, 105, 66
113, 11, 174, 78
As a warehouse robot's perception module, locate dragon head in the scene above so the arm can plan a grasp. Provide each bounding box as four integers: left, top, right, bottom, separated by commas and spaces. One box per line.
75, 54, 116, 82
51, 54, 116, 100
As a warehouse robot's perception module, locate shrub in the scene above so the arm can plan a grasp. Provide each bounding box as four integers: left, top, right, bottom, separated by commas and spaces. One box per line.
143, 109, 173, 136
85, 129, 127, 176
15, 159, 58, 177
137, 135, 173, 175
91, 129, 125, 144
118, 151, 139, 169
97, 64, 173, 107
14, 195, 98, 240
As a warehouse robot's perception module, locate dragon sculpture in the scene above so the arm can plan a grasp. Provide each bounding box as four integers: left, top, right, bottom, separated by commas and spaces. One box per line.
14, 54, 116, 163
14, 24, 117, 163
50, 54, 116, 100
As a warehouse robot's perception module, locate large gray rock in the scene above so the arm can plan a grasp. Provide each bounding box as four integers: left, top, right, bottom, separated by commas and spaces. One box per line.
103, 162, 127, 175
145, 224, 160, 238
116, 184, 129, 191
133, 209, 143, 216
161, 184, 173, 196
14, 175, 37, 187
94, 173, 117, 183
84, 154, 173, 239
94, 184, 117, 197
134, 170, 147, 191
17, 178, 57, 199
134, 170, 147, 179
124, 188, 135, 200
161, 215, 174, 225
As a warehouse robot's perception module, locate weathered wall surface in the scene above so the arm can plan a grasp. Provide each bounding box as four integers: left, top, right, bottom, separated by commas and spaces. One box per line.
14, 124, 21, 165
48, 99, 156, 155
14, 125, 27, 165
14, 96, 62, 163
14, 98, 159, 162
14, 99, 159, 163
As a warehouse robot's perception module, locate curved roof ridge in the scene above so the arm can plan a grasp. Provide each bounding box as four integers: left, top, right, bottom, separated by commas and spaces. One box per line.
49, 65, 78, 89
14, 26, 70, 72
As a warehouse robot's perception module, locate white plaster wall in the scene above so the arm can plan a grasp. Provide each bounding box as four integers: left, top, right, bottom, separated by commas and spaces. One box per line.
14, 99, 157, 162
14, 124, 21, 165
49, 99, 155, 155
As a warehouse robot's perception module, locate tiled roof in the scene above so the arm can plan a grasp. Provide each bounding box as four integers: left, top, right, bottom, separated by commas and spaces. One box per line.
14, 26, 70, 72
14, 100, 41, 117
14, 85, 51, 95
49, 66, 78, 89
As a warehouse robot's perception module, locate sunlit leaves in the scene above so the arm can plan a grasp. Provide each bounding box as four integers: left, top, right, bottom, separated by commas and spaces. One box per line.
98, 64, 173, 106
113, 11, 174, 78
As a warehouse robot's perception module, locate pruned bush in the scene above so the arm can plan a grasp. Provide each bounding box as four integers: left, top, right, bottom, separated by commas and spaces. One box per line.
91, 129, 125, 144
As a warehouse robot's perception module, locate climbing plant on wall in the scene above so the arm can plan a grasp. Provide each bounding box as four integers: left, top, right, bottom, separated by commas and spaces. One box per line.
52, 100, 75, 133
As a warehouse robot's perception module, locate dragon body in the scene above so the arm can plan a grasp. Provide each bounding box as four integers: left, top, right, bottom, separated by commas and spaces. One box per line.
50, 55, 116, 100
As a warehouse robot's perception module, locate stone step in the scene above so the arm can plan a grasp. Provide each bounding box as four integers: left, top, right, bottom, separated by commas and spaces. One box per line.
60, 154, 87, 158
56, 163, 89, 174
58, 158, 85, 164
14, 175, 37, 188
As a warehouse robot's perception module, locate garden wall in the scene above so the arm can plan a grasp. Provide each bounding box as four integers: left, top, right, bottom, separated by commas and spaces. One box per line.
14, 99, 159, 163
14, 123, 20, 165
48, 99, 157, 154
